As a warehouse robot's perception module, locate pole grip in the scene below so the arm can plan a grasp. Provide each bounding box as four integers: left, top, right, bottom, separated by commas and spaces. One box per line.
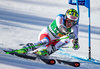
89, 47, 91, 60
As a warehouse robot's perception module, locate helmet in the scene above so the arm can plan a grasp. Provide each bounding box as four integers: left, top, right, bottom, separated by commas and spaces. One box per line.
65, 8, 78, 21
59, 9, 79, 34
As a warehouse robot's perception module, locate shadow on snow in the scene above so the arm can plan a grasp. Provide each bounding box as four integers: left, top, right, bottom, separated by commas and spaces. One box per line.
0, 8, 100, 39
9, 0, 65, 8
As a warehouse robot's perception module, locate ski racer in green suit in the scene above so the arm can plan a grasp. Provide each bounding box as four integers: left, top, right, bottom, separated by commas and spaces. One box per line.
14, 8, 80, 56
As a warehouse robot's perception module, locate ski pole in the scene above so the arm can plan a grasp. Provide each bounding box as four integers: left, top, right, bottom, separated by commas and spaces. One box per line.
6, 36, 70, 54
62, 46, 73, 48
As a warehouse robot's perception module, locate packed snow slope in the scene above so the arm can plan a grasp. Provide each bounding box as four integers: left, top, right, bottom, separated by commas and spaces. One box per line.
0, 0, 100, 69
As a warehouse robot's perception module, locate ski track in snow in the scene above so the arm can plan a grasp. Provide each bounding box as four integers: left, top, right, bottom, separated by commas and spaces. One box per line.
0, 0, 100, 69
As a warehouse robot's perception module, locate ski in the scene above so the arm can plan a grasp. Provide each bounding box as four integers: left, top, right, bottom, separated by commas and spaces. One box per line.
56, 59, 80, 67
13, 52, 56, 65
8, 52, 80, 67
13, 52, 80, 67
0, 47, 80, 67
1, 48, 56, 65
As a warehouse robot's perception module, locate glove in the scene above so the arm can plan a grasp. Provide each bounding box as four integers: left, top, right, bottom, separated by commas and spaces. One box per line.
26, 43, 34, 47
72, 39, 80, 50
25, 43, 36, 51
68, 32, 75, 39
12, 43, 34, 54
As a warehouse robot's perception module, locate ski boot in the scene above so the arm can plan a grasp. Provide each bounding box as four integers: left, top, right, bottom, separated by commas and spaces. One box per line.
13, 43, 38, 54
5, 48, 27, 54
14, 49, 27, 54
35, 49, 49, 56
6, 43, 36, 54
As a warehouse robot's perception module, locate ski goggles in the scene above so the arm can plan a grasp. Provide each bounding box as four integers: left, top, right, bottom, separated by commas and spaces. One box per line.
66, 18, 77, 26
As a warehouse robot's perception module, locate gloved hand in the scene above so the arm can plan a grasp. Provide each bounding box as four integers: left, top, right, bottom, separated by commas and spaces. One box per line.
26, 43, 34, 47
24, 43, 36, 51
14, 43, 35, 54
72, 39, 80, 50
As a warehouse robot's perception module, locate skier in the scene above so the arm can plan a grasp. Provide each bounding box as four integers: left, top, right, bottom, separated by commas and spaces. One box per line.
14, 8, 80, 56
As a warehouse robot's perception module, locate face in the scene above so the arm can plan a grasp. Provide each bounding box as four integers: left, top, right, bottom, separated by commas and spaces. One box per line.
65, 18, 77, 28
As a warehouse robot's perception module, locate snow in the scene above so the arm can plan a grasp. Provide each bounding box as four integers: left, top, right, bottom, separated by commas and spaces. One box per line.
0, 0, 100, 69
